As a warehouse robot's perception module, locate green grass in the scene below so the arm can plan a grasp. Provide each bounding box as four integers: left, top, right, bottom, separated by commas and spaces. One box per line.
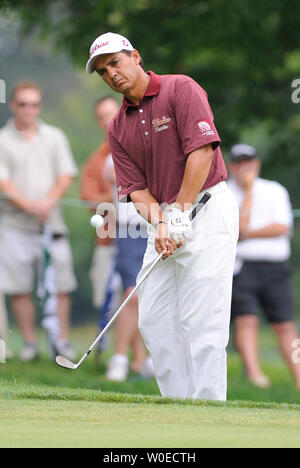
1, 325, 300, 447
2, 324, 300, 404
1, 382, 300, 448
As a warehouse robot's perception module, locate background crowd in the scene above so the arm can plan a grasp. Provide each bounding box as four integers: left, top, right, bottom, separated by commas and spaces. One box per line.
1, 78, 300, 390
0, 1, 300, 392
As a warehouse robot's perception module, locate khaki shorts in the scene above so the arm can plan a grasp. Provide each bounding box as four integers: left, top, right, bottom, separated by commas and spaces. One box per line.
0, 223, 77, 295
89, 245, 115, 308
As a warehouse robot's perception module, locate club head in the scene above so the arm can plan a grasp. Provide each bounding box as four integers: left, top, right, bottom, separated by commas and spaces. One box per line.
56, 355, 78, 370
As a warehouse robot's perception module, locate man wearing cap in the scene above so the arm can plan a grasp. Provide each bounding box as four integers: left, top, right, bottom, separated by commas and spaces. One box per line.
227, 143, 300, 389
86, 32, 239, 400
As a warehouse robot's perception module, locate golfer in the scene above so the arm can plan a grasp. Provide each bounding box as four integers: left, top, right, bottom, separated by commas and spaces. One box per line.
86, 32, 239, 400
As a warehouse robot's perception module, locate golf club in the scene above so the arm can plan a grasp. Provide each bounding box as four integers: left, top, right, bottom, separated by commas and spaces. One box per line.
56, 191, 211, 370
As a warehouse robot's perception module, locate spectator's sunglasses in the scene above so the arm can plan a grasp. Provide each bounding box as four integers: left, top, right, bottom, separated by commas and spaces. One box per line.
15, 101, 41, 108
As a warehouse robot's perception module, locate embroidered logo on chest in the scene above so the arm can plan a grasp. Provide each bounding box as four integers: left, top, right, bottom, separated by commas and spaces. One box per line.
152, 116, 172, 133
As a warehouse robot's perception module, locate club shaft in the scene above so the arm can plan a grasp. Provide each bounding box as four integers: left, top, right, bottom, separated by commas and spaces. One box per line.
80, 252, 164, 363
69, 192, 211, 369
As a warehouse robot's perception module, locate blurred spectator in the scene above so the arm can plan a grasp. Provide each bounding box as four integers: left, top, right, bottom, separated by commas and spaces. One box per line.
103, 154, 153, 381
227, 143, 300, 388
0, 80, 78, 361
81, 97, 115, 313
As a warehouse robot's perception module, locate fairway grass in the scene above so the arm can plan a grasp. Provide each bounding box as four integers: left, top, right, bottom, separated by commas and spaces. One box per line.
1, 382, 300, 448
2, 325, 300, 447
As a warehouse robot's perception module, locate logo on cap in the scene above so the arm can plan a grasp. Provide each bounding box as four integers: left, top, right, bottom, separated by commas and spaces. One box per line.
90, 41, 110, 56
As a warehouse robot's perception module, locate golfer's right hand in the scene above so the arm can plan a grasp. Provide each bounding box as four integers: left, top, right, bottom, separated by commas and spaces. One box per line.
155, 222, 182, 259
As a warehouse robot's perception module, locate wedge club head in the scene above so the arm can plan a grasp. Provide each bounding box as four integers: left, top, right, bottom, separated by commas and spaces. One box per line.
56, 355, 78, 370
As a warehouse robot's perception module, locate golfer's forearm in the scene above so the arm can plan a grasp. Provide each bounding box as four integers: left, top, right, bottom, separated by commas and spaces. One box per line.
247, 223, 289, 239
47, 175, 74, 203
176, 144, 213, 211
0, 180, 31, 212
130, 189, 165, 227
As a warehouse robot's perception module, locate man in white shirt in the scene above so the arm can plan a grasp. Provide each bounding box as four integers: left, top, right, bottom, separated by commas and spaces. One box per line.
0, 81, 78, 361
227, 143, 300, 388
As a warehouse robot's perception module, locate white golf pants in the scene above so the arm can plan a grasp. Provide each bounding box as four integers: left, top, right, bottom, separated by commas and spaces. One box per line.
138, 182, 239, 401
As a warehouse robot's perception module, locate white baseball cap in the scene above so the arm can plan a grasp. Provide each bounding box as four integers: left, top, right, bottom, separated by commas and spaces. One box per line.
229, 143, 257, 162
86, 32, 134, 74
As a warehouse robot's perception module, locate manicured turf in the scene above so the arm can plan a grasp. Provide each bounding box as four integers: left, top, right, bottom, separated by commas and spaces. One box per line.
1, 382, 300, 448
1, 325, 300, 447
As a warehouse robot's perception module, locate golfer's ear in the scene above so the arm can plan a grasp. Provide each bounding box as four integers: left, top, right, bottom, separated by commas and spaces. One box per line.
132, 49, 141, 65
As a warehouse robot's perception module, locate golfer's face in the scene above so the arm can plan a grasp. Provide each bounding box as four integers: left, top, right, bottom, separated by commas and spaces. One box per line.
94, 51, 140, 94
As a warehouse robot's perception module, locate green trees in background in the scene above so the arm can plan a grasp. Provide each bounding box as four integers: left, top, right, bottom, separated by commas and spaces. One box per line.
1, 0, 300, 192
1, 0, 300, 320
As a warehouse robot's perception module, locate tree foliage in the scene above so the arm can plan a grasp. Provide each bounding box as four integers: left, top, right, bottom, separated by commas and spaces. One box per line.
1, 0, 300, 188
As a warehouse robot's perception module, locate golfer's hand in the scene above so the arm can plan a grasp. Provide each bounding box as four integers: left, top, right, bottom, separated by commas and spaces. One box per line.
167, 207, 192, 245
155, 222, 182, 259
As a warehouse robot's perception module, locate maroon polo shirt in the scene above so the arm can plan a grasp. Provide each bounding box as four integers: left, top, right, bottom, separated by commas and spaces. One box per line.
108, 71, 227, 204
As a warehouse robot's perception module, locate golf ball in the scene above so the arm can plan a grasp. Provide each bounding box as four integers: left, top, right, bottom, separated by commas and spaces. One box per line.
90, 215, 104, 228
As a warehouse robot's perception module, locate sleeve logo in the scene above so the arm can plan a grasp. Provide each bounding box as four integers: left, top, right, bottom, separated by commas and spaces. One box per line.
198, 120, 215, 136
